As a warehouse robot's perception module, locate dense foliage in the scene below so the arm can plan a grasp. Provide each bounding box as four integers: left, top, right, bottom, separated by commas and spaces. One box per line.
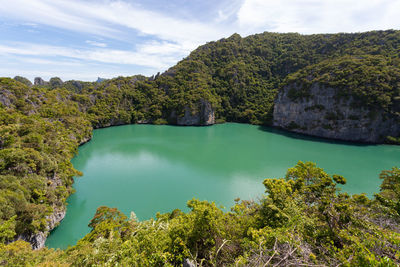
1, 162, 399, 266
285, 55, 400, 117
0, 76, 169, 242
0, 29, 400, 265
159, 30, 400, 124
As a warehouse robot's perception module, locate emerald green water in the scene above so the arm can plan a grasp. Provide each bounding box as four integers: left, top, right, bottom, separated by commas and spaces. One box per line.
46, 123, 400, 249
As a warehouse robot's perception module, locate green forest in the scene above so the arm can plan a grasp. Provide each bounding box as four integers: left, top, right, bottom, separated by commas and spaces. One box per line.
1, 30, 400, 266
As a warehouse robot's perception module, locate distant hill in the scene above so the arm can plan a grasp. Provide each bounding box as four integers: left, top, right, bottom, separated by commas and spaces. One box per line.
1, 29, 400, 265
152, 30, 400, 142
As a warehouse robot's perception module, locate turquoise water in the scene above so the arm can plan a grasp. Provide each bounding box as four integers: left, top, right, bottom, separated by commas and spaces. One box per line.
46, 123, 400, 249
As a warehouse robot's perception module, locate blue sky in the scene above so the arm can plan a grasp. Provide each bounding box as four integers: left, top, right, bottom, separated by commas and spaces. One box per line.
0, 0, 399, 82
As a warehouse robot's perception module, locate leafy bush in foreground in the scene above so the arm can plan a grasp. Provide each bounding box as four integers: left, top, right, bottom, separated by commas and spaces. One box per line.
1, 162, 399, 266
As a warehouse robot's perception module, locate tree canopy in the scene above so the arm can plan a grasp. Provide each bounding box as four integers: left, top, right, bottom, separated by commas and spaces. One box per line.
1, 29, 400, 265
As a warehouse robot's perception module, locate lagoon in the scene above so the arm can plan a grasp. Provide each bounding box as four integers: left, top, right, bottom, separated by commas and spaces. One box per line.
46, 123, 400, 249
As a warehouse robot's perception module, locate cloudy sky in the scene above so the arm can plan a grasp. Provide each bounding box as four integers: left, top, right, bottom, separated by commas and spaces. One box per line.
0, 0, 399, 81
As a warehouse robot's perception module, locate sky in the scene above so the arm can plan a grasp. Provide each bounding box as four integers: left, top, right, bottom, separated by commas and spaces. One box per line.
0, 0, 399, 82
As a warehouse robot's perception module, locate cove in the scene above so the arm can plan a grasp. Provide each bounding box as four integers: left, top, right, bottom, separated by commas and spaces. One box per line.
46, 123, 400, 249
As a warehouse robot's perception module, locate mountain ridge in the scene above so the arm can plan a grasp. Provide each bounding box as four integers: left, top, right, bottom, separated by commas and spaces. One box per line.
1, 29, 400, 265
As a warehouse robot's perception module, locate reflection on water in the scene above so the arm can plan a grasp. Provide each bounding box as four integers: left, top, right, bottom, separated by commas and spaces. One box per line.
46, 123, 400, 249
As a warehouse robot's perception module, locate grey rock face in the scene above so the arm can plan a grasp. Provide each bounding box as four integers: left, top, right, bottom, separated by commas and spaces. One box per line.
201, 99, 215, 125
93, 118, 128, 129
137, 119, 151, 124
177, 106, 201, 125
49, 77, 63, 88
273, 83, 400, 143
176, 99, 215, 126
79, 134, 92, 145
183, 258, 196, 267
34, 77, 48, 86
18, 232, 47, 250
96, 77, 106, 83
14, 76, 33, 87
20, 136, 92, 249
71, 81, 83, 91
46, 209, 66, 233
20, 128, 92, 250
0, 90, 12, 107
17, 208, 66, 250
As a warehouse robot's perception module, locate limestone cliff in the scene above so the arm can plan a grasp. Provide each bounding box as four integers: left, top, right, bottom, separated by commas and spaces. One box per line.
15, 134, 93, 250
273, 83, 400, 143
34, 77, 48, 86
18, 208, 66, 249
173, 99, 215, 126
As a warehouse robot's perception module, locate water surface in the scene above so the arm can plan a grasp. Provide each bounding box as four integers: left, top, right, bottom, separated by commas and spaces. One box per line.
46, 123, 400, 249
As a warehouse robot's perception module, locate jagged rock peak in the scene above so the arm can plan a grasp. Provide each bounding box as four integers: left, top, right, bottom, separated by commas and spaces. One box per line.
13, 76, 32, 87
34, 77, 47, 86
96, 77, 106, 83
49, 77, 63, 88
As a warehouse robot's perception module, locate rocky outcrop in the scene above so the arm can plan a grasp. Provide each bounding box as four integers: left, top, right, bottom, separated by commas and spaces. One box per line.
14, 76, 33, 87
49, 77, 63, 88
183, 258, 196, 267
93, 118, 129, 129
18, 232, 47, 250
46, 209, 66, 234
96, 77, 106, 83
34, 77, 48, 86
273, 83, 400, 143
137, 119, 151, 124
79, 134, 92, 145
17, 208, 66, 249
71, 80, 83, 91
17, 135, 93, 250
175, 99, 215, 126
0, 89, 12, 107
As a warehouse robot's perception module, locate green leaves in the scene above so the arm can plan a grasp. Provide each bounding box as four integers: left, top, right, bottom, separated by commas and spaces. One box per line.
285, 55, 400, 116
0, 216, 16, 243
376, 167, 400, 216
0, 162, 399, 266
1, 29, 400, 265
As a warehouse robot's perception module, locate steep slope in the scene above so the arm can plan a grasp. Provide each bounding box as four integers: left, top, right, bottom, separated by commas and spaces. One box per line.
1, 29, 400, 251
273, 55, 400, 142
155, 30, 400, 128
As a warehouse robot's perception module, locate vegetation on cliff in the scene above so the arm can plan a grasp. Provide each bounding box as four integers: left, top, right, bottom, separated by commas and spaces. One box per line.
0, 78, 91, 244
159, 30, 400, 125
1, 162, 400, 266
284, 55, 400, 119
0, 29, 400, 265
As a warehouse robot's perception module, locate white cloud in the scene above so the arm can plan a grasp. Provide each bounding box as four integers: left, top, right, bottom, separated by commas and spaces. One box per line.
0, 0, 119, 37
81, 1, 226, 47
0, 0, 234, 80
1, 0, 399, 81
21, 22, 39, 27
85, 40, 108, 48
2, 0, 397, 48
136, 41, 187, 56
19, 57, 84, 67
0, 0, 229, 51
237, 0, 400, 34
0, 42, 179, 70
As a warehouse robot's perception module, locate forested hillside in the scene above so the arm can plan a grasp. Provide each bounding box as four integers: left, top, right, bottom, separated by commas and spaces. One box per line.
274, 55, 400, 142
159, 30, 400, 127
1, 29, 400, 265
